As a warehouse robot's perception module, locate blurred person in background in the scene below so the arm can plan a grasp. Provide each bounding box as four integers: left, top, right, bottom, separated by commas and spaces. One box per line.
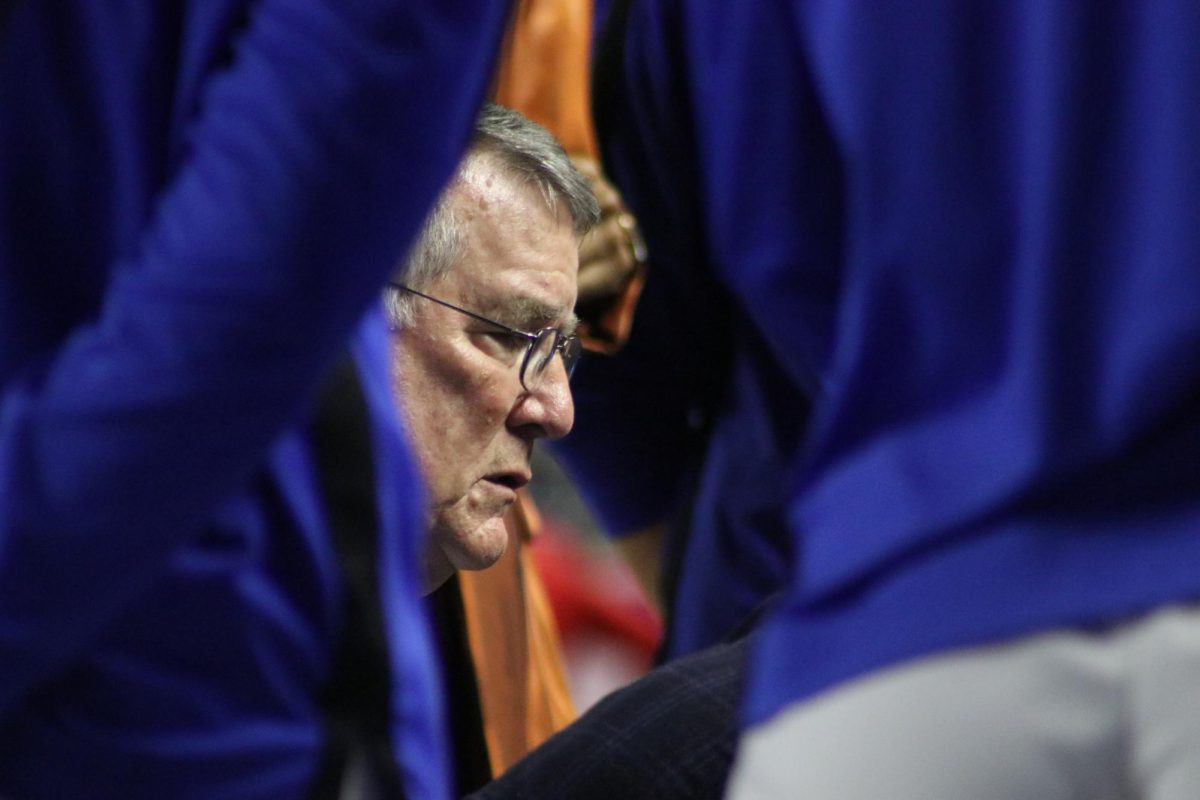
716, 3, 1200, 796
549, 1, 1200, 798
547, 2, 1200, 799
0, 2, 507, 797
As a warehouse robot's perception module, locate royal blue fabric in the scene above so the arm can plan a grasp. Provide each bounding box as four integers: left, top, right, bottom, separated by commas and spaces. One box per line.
0, 1, 507, 796
566, 0, 1200, 728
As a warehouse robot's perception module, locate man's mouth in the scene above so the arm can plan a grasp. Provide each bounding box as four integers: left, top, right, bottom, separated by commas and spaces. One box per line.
484, 470, 531, 491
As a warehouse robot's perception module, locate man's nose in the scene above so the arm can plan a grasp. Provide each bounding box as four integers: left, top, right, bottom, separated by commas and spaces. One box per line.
512, 359, 574, 440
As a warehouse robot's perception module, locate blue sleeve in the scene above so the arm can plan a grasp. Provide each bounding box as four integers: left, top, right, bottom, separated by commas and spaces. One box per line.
0, 0, 508, 713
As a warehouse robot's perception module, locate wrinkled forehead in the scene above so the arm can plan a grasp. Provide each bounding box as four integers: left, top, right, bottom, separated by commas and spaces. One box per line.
440, 164, 579, 334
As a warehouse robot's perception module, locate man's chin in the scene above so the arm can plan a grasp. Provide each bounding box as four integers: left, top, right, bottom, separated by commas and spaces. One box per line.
452, 512, 511, 570
428, 511, 510, 582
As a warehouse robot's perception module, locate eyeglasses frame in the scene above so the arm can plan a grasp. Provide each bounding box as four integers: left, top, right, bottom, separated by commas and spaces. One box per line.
388, 282, 581, 392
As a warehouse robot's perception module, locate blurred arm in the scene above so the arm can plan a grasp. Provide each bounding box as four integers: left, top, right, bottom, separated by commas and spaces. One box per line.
0, 0, 509, 715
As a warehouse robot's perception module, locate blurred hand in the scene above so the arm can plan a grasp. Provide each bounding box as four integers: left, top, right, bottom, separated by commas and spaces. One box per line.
573, 156, 646, 309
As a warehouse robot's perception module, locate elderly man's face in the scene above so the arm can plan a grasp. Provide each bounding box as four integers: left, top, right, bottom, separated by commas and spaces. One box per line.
393, 159, 579, 590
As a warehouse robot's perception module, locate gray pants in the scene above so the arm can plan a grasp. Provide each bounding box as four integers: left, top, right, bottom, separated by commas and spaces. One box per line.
728, 604, 1200, 800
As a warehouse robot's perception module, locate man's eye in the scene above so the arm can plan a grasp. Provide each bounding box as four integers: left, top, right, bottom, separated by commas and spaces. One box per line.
489, 332, 526, 350
480, 331, 527, 362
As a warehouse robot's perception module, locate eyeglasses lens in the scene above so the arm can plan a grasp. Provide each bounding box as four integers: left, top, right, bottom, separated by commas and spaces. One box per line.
521, 329, 580, 390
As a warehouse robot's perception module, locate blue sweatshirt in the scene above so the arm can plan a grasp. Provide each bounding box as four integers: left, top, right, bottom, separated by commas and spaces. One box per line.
0, 1, 507, 796
566, 0, 1200, 728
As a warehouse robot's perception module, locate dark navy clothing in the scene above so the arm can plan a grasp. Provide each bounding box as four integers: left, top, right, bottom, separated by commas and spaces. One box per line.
570, 0, 1200, 732
557, 0, 803, 661
468, 637, 746, 800
0, 1, 506, 796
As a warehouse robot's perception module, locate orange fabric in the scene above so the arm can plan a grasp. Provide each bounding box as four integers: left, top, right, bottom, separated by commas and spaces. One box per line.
493, 0, 598, 160
519, 537, 577, 740
456, 493, 576, 776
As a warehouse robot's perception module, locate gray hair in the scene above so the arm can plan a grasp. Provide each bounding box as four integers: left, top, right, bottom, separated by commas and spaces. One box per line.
385, 103, 601, 327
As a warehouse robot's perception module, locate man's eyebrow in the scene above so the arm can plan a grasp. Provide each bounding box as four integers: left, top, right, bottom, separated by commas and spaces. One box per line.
478, 295, 578, 335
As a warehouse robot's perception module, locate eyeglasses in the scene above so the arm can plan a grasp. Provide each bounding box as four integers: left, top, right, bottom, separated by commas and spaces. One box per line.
389, 282, 582, 392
